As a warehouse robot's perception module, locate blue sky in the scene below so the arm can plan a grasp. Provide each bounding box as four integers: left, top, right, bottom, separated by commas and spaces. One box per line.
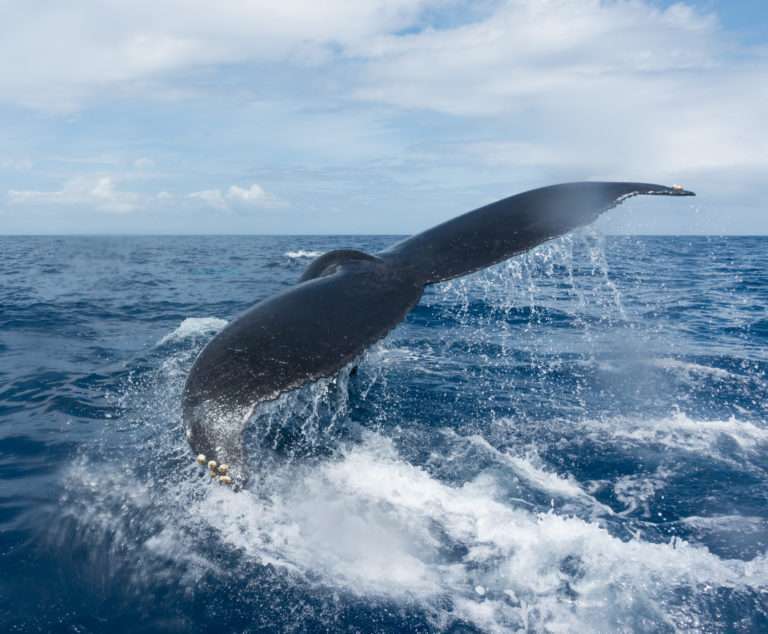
0, 0, 766, 235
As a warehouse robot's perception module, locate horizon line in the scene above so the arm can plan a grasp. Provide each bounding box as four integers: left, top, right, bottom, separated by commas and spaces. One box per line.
1, 233, 768, 238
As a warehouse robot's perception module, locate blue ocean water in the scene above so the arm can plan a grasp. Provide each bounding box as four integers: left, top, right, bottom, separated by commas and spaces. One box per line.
1, 234, 767, 633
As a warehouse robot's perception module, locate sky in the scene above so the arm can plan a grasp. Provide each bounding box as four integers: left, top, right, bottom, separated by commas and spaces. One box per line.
0, 0, 766, 235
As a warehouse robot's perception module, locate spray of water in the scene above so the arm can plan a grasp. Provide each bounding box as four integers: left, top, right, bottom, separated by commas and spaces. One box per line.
51, 235, 767, 632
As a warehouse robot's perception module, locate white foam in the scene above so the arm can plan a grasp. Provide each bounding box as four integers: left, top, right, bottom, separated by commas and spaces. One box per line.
191, 433, 767, 631
285, 250, 323, 259
613, 466, 674, 517
57, 228, 768, 631
463, 433, 587, 500
63, 430, 768, 632
651, 358, 734, 379
156, 317, 228, 346
364, 345, 448, 375
683, 514, 767, 534
580, 412, 768, 454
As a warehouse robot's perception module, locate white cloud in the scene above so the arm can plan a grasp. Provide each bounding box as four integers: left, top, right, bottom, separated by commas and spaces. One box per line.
0, 158, 33, 170
352, 1, 768, 182
0, 0, 443, 109
188, 188, 227, 209
463, 141, 568, 169
6, 177, 282, 215
226, 183, 274, 204
3, 2, 763, 179
188, 183, 284, 211
8, 176, 140, 213
1, 1, 766, 233
134, 157, 155, 169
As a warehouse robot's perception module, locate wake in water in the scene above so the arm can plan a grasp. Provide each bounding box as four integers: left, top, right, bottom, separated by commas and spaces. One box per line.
41, 234, 767, 633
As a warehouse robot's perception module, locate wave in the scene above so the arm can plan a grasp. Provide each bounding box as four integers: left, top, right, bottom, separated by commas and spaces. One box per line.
650, 357, 734, 379
578, 411, 768, 454
59, 430, 767, 633
284, 250, 323, 259
32, 234, 768, 632
156, 317, 228, 346
457, 432, 601, 504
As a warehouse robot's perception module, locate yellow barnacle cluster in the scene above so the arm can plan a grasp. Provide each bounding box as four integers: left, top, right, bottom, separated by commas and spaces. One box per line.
194, 455, 233, 485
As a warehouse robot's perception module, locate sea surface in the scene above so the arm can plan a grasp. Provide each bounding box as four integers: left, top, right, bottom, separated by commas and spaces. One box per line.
1, 234, 767, 633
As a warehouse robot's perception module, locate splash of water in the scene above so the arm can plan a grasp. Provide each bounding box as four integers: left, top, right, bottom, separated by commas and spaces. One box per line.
48, 234, 768, 632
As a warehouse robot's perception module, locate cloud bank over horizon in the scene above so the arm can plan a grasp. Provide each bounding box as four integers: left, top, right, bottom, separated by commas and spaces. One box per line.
1, 0, 766, 234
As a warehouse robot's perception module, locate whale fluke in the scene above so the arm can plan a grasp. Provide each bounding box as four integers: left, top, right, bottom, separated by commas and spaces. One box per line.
183, 181, 694, 485
383, 182, 693, 285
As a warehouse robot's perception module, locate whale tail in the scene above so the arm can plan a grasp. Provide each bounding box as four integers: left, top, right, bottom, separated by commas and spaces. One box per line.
380, 182, 694, 285
183, 181, 694, 485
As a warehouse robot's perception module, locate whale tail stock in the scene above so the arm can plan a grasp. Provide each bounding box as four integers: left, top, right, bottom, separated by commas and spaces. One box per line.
380, 181, 694, 285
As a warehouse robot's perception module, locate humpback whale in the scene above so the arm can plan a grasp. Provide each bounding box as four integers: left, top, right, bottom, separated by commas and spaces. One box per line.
182, 181, 694, 485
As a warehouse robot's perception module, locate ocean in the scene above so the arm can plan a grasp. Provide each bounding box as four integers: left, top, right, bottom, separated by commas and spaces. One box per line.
1, 234, 766, 632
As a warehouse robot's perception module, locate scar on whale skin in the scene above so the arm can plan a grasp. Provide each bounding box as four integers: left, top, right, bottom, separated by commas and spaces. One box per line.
183, 181, 695, 487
